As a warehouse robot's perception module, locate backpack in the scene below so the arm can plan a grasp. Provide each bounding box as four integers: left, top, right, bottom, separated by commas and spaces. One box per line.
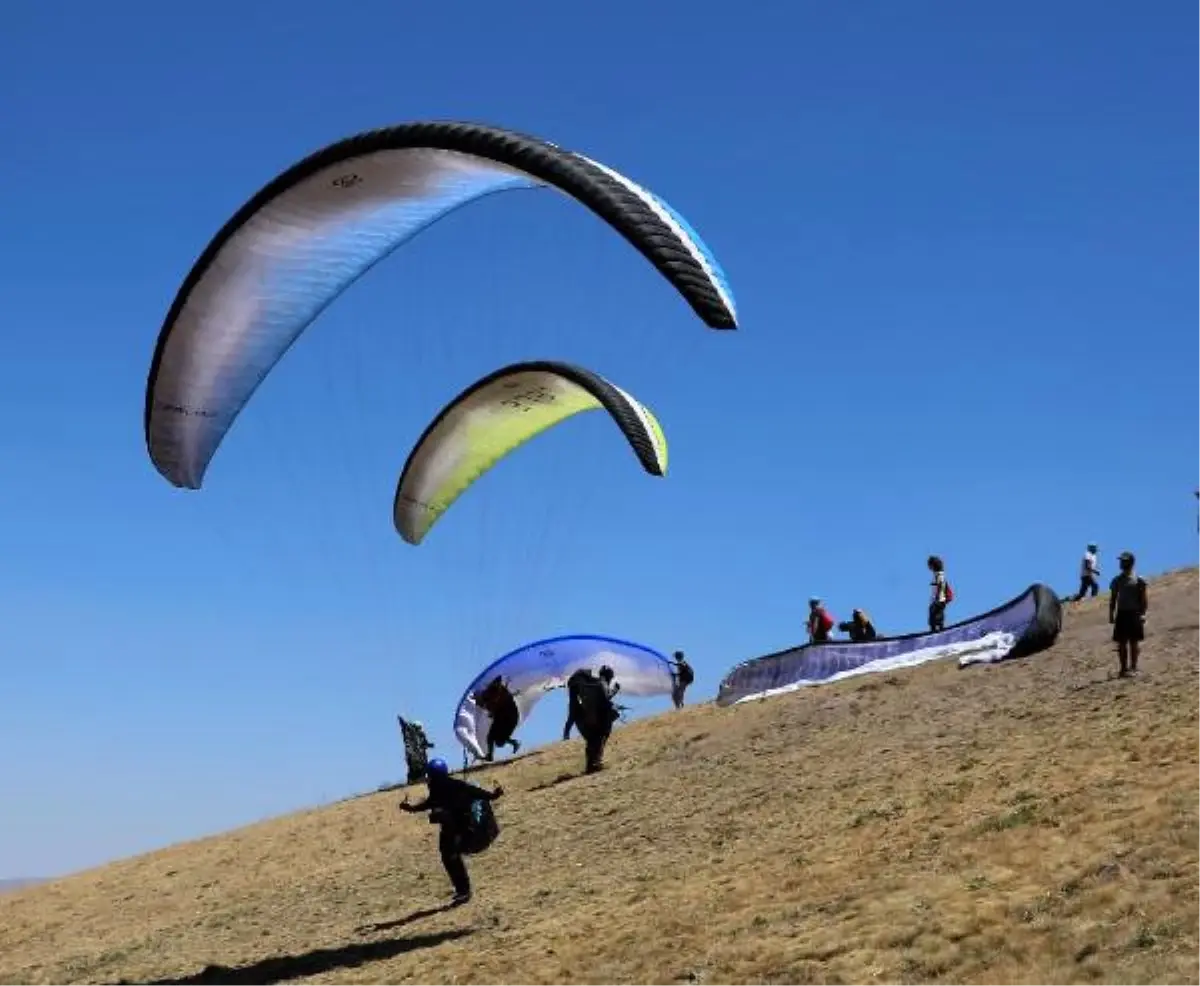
569, 671, 614, 730
818, 610, 834, 634
461, 797, 500, 855
944, 582, 955, 603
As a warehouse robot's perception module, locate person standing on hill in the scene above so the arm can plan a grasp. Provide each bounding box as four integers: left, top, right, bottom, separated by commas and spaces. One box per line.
1076, 543, 1101, 600
399, 758, 504, 907
807, 597, 835, 643
669, 650, 695, 709
1108, 551, 1149, 677
927, 555, 952, 632
563, 666, 620, 773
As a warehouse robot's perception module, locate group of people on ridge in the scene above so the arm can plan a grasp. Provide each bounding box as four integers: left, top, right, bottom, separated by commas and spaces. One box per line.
805, 555, 952, 644
396, 648, 694, 905
805, 546, 1149, 680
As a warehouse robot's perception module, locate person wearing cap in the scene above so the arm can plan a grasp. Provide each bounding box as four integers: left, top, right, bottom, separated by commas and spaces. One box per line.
1076, 543, 1101, 600
1108, 551, 1149, 677
400, 758, 504, 906
806, 597, 835, 643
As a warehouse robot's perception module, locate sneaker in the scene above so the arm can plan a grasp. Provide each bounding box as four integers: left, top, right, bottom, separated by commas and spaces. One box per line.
450, 891, 472, 907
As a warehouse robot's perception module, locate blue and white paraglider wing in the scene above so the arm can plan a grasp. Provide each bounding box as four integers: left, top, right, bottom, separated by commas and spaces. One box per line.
454, 634, 675, 759
144, 121, 737, 491
715, 584, 1063, 706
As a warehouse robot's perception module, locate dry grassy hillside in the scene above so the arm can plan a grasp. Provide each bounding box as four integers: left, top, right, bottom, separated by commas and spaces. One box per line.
2, 569, 1196, 985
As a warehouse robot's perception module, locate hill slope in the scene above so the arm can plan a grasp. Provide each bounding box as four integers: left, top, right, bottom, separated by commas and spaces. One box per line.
0, 879, 42, 895
1, 569, 1196, 985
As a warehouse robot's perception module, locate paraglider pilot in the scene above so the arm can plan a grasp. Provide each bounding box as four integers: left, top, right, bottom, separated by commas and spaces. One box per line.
471, 675, 522, 761
564, 665, 621, 773
400, 758, 504, 907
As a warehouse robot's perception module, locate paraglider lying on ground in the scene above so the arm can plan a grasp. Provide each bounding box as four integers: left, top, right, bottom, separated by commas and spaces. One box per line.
454, 634, 675, 760
394, 360, 668, 545
143, 120, 738, 490
715, 584, 1063, 707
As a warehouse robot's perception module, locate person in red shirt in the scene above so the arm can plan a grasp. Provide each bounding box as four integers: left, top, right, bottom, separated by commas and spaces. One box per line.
807, 597, 835, 643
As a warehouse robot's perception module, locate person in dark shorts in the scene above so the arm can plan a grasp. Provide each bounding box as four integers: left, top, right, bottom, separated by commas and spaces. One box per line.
1108, 551, 1148, 677
1076, 543, 1101, 600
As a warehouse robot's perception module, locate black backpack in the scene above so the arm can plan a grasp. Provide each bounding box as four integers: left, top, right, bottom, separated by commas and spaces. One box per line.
569, 670, 614, 729
461, 797, 500, 855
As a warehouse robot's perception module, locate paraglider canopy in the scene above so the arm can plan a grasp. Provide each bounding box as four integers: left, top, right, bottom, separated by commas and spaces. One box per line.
393, 360, 668, 545
144, 120, 737, 491
453, 634, 675, 759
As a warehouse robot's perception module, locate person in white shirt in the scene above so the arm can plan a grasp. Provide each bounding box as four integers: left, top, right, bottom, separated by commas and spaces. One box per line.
927, 555, 950, 632
1076, 543, 1101, 600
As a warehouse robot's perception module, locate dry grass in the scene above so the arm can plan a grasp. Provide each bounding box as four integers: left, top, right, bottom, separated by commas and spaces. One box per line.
2, 569, 1196, 985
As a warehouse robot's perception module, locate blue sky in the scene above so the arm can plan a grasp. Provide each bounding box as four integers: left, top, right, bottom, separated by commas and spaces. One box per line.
1, 0, 1195, 878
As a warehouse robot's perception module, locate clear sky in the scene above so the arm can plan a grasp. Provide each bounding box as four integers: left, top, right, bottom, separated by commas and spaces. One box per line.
1, 1, 1195, 878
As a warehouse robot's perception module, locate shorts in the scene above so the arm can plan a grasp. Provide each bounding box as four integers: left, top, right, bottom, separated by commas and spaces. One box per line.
1112, 610, 1144, 644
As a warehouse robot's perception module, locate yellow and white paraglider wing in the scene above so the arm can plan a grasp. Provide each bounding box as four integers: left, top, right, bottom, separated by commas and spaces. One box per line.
143, 121, 735, 491
393, 360, 667, 545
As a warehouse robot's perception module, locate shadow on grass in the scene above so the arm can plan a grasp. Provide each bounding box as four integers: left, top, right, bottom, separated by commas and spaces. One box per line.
530, 772, 580, 792
1068, 672, 1138, 692
129, 928, 473, 985
355, 903, 456, 935
459, 747, 544, 777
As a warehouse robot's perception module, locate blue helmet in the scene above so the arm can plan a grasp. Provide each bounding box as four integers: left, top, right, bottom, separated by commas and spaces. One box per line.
427, 758, 449, 776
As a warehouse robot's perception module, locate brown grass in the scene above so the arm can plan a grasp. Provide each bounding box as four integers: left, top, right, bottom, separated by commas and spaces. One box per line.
2, 569, 1197, 985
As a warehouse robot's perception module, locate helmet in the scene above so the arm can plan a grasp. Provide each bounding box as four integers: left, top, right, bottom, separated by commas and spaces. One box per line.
411, 720, 423, 730
1086, 543, 1098, 552
598, 665, 614, 681
427, 758, 449, 776
808, 596, 821, 607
